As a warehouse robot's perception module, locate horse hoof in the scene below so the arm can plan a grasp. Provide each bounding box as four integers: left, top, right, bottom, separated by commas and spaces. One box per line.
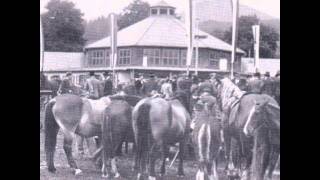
177, 174, 185, 178
148, 176, 156, 180
159, 173, 165, 177
48, 167, 56, 173
102, 174, 109, 178
74, 169, 82, 175
114, 172, 121, 178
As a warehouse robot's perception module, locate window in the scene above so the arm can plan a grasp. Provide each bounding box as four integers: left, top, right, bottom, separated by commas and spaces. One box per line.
181, 49, 195, 66
87, 50, 106, 67
151, 9, 158, 15
160, 8, 167, 15
143, 48, 160, 66
162, 49, 179, 66
118, 49, 131, 65
170, 9, 174, 15
209, 52, 219, 67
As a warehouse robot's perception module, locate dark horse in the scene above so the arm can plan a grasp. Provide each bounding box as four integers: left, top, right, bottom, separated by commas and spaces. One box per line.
132, 91, 191, 180
101, 96, 142, 178
44, 93, 140, 176
192, 101, 221, 180
213, 77, 280, 180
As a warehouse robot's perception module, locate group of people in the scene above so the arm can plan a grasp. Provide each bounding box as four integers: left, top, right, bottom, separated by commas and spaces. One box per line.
41, 70, 280, 107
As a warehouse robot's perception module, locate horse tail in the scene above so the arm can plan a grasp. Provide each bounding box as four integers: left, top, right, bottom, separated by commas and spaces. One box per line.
44, 99, 59, 172
102, 108, 113, 159
135, 102, 151, 173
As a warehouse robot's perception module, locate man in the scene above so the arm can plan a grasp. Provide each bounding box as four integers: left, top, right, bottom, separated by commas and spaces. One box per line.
141, 73, 159, 97
58, 72, 74, 95
247, 72, 264, 94
176, 73, 193, 113
49, 75, 61, 98
135, 74, 143, 96
85, 71, 102, 99
273, 70, 280, 105
261, 72, 274, 97
161, 78, 173, 99
123, 80, 137, 95
102, 72, 113, 96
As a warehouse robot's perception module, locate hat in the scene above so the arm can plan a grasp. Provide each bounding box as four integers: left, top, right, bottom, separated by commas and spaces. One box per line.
103, 71, 109, 76
209, 73, 217, 77
275, 70, 280, 77
264, 72, 270, 77
253, 72, 261, 77
66, 72, 72, 76
149, 73, 155, 78
89, 71, 95, 76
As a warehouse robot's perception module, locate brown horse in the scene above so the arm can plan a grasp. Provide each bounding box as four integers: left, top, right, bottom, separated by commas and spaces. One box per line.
100, 98, 136, 178
243, 100, 280, 180
44, 94, 141, 176
213, 77, 280, 180
132, 91, 191, 180
192, 102, 221, 180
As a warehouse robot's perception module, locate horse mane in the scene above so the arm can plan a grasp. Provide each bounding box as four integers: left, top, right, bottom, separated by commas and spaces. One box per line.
109, 94, 142, 107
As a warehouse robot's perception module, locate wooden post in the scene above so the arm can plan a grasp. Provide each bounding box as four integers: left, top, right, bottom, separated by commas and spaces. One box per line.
186, 0, 194, 76
230, 0, 239, 79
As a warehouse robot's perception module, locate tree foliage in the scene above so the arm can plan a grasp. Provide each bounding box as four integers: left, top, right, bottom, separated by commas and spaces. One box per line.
84, 16, 110, 44
223, 15, 279, 58
41, 0, 86, 52
117, 0, 150, 30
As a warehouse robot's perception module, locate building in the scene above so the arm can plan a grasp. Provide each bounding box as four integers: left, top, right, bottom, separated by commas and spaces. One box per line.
43, 0, 245, 84
241, 58, 280, 76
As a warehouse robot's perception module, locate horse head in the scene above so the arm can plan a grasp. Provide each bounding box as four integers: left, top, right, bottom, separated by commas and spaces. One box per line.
243, 100, 269, 136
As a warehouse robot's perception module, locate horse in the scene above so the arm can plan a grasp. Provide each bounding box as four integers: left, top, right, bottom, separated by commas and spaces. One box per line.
99, 99, 133, 178
213, 77, 280, 180
243, 100, 280, 180
132, 91, 191, 180
44, 93, 141, 176
191, 101, 222, 180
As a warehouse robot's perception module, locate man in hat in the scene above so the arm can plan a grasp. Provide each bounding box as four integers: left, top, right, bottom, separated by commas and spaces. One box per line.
141, 73, 159, 97
85, 71, 102, 99
135, 74, 143, 96
49, 75, 61, 98
247, 72, 264, 94
273, 70, 280, 105
261, 71, 274, 96
58, 72, 74, 94
102, 72, 113, 96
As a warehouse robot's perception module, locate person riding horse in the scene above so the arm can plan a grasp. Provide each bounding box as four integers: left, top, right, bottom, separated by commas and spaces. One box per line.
58, 72, 74, 95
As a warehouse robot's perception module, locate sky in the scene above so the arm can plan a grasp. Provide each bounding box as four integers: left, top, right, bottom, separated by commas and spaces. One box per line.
40, 0, 280, 21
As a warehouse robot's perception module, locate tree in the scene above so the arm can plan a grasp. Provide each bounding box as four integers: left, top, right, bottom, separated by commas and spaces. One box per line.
223, 15, 280, 58
41, 0, 86, 52
117, 0, 150, 30
84, 16, 110, 44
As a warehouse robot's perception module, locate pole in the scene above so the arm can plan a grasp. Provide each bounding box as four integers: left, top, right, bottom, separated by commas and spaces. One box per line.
40, 16, 45, 73
230, 0, 239, 79
252, 25, 260, 72
195, 19, 199, 76
186, 0, 194, 76
110, 13, 118, 87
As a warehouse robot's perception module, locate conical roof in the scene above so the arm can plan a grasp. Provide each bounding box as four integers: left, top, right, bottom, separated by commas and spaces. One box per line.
150, 0, 175, 9
85, 15, 244, 54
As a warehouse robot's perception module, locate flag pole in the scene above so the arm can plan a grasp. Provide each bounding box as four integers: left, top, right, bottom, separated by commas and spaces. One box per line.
230, 0, 239, 79
186, 0, 194, 76
110, 13, 118, 87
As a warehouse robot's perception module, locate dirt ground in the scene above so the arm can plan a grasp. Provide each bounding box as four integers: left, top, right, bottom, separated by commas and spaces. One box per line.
40, 112, 279, 180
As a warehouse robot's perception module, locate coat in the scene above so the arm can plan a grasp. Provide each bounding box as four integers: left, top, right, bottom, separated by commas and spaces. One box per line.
141, 79, 159, 96
247, 79, 264, 93
85, 77, 102, 99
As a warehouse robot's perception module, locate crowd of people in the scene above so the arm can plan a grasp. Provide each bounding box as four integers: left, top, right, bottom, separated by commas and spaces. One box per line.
41, 70, 280, 106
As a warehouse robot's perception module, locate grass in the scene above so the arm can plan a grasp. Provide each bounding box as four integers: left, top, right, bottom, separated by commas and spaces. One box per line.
40, 111, 279, 180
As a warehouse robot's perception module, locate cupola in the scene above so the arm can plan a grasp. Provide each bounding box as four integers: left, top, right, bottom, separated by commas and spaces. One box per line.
149, 0, 176, 16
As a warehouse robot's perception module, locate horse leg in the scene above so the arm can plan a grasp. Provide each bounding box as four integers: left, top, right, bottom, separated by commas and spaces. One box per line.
251, 128, 270, 180
76, 135, 85, 157
125, 141, 129, 154
267, 144, 280, 179
160, 145, 169, 176
85, 137, 97, 157
45, 125, 59, 173
148, 144, 157, 180
101, 144, 110, 178
111, 157, 120, 178
63, 135, 82, 175
178, 140, 185, 177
